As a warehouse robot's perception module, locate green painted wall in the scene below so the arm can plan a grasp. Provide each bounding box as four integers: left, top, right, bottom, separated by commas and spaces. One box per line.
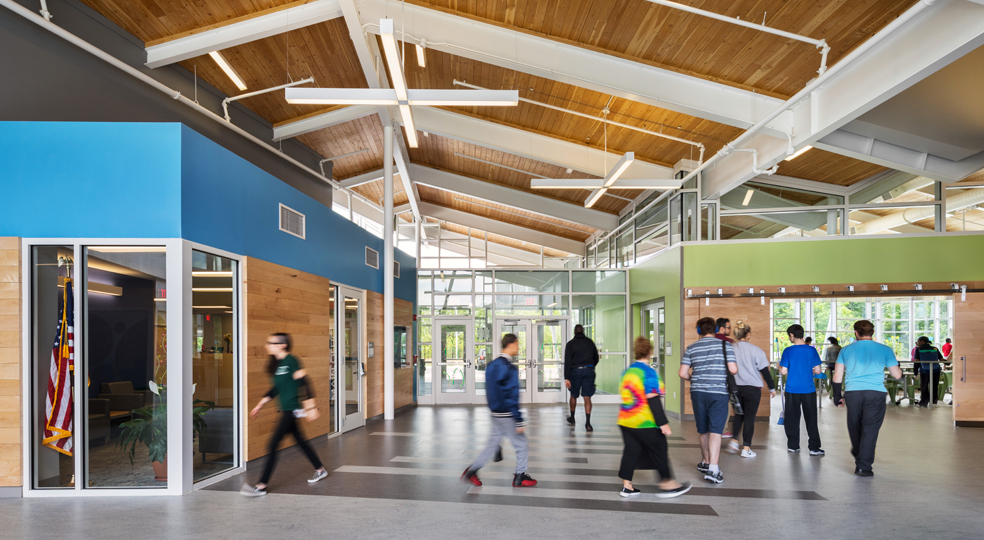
628, 247, 684, 413
684, 235, 984, 287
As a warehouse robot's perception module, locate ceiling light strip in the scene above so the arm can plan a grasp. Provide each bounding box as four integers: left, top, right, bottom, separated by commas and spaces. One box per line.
208, 51, 247, 91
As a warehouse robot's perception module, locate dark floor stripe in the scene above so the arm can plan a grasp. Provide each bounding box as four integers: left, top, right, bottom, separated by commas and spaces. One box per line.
463, 493, 718, 516
478, 478, 826, 500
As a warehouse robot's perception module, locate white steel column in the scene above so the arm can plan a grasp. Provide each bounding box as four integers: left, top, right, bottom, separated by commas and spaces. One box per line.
383, 125, 395, 420
415, 218, 422, 267
167, 239, 193, 494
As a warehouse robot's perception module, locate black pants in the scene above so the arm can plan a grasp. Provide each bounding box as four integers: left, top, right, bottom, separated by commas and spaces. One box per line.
783, 392, 821, 452
259, 411, 324, 485
845, 390, 887, 472
731, 386, 763, 447
618, 426, 672, 482
919, 370, 942, 406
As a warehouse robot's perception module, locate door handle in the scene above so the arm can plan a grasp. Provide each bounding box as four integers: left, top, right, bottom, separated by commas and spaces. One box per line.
961, 356, 966, 382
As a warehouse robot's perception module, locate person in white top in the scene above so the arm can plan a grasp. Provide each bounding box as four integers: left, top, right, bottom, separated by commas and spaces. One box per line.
727, 321, 776, 458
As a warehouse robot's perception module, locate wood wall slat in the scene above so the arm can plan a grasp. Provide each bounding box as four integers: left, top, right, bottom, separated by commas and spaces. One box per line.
0, 238, 20, 487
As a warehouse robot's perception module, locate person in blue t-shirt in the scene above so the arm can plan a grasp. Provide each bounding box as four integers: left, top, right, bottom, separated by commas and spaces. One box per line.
779, 324, 824, 456
832, 320, 902, 477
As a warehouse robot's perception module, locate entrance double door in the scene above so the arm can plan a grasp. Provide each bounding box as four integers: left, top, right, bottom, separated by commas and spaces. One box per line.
431, 318, 568, 404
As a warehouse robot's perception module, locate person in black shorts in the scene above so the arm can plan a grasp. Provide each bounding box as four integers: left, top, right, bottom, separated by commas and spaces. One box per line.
565, 324, 600, 431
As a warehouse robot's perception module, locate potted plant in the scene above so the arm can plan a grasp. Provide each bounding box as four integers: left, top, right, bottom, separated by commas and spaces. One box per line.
116, 379, 214, 481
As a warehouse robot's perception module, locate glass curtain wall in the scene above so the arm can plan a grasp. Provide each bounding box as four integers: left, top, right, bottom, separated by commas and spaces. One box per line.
771, 297, 953, 364
416, 270, 629, 398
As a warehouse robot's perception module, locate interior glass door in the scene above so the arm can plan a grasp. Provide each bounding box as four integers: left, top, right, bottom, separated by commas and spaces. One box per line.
532, 320, 567, 403
435, 319, 474, 404
339, 287, 364, 432
496, 320, 530, 403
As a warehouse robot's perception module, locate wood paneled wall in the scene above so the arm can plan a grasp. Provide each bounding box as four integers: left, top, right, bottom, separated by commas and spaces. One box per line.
954, 293, 984, 425
365, 291, 415, 419
243, 257, 334, 461
683, 293, 772, 420
0, 238, 21, 487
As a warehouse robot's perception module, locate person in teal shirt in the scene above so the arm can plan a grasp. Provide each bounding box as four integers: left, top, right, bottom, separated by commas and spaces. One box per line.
833, 320, 903, 477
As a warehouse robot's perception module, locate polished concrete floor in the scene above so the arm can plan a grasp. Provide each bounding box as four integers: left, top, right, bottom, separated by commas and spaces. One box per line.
2, 398, 983, 539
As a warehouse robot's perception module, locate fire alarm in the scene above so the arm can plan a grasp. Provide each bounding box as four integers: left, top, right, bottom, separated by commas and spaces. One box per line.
413, 314, 417, 321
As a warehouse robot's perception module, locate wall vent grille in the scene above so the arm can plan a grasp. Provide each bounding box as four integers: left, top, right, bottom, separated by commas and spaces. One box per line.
365, 247, 379, 269
279, 204, 306, 239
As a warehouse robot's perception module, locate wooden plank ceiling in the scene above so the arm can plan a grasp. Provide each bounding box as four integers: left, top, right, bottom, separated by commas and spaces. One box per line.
406, 0, 920, 98
77, 0, 911, 249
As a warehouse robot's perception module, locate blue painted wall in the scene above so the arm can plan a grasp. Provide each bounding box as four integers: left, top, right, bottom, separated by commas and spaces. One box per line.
0, 122, 182, 238
0, 121, 415, 302
179, 126, 416, 301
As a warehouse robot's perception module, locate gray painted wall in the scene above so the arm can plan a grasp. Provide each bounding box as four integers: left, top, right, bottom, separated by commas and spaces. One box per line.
0, 0, 333, 206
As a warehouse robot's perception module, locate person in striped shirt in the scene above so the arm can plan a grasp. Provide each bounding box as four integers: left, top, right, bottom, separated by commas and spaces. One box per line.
680, 317, 737, 484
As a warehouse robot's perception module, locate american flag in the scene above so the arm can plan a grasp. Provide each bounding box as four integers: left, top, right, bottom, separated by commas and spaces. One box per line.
43, 278, 74, 456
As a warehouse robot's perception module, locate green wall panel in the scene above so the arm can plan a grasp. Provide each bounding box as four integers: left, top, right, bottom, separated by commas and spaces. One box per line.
628, 248, 684, 413
684, 235, 984, 288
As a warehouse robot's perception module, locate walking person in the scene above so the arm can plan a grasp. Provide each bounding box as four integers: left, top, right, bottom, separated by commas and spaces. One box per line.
713, 318, 735, 440
242, 333, 327, 496
679, 317, 737, 484
913, 336, 945, 407
779, 324, 825, 456
726, 321, 776, 458
461, 333, 537, 488
832, 320, 903, 476
565, 324, 600, 431
824, 337, 842, 376
942, 338, 953, 361
617, 336, 691, 498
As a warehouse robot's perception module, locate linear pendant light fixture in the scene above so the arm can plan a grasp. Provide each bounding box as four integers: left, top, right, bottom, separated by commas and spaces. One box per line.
284, 19, 518, 148
209, 51, 247, 91
531, 151, 685, 207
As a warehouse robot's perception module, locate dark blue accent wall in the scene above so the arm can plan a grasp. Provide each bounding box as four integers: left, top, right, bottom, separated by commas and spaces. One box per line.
0, 121, 415, 302
0, 122, 182, 238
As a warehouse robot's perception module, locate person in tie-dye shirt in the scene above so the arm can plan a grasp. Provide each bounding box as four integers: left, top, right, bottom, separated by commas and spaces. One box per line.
615, 337, 691, 499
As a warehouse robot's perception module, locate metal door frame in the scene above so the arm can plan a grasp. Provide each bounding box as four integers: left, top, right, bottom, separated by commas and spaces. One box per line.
337, 285, 365, 433
495, 318, 571, 404
433, 318, 475, 404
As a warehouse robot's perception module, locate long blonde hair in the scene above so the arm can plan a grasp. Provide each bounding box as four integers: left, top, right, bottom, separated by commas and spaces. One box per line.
733, 320, 751, 341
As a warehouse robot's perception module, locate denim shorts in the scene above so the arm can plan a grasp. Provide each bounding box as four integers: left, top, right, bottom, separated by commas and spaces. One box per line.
569, 368, 596, 398
691, 391, 729, 434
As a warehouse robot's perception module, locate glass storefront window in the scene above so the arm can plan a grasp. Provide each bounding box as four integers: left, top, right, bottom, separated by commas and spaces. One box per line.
572, 295, 626, 353
84, 246, 168, 488
615, 232, 633, 268
434, 270, 472, 293
190, 250, 239, 483
433, 294, 473, 316
722, 181, 844, 210
494, 271, 569, 293
494, 295, 569, 316
31, 245, 75, 489
850, 172, 933, 205
721, 209, 841, 240
572, 271, 625, 293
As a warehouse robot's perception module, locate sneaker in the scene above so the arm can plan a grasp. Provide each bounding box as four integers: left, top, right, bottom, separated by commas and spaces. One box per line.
240, 483, 267, 497
740, 449, 757, 458
460, 468, 482, 487
809, 449, 826, 457
722, 431, 733, 438
567, 415, 575, 426
307, 469, 328, 484
727, 439, 740, 453
585, 423, 594, 432
513, 472, 537, 487
855, 468, 874, 477
696, 461, 711, 473
655, 481, 692, 499
787, 448, 801, 453
619, 487, 642, 498
493, 447, 503, 463
703, 471, 724, 484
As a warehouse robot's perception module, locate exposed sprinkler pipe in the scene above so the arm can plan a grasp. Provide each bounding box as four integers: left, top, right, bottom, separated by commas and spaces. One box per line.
642, 0, 831, 76
453, 80, 705, 153
672, 0, 936, 199
0, 1, 386, 216
222, 77, 314, 122
38, 0, 50, 20
719, 145, 778, 176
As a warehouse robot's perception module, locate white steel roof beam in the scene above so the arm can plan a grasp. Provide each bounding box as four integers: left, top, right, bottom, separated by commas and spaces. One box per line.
338, 169, 385, 188
357, 0, 791, 133
409, 164, 618, 231
701, 1, 984, 199
273, 105, 377, 141
411, 107, 673, 180
145, 0, 343, 68
337, 0, 420, 221
419, 202, 585, 255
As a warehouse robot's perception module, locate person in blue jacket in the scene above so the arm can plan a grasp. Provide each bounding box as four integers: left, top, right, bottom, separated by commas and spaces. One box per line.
461, 333, 538, 488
